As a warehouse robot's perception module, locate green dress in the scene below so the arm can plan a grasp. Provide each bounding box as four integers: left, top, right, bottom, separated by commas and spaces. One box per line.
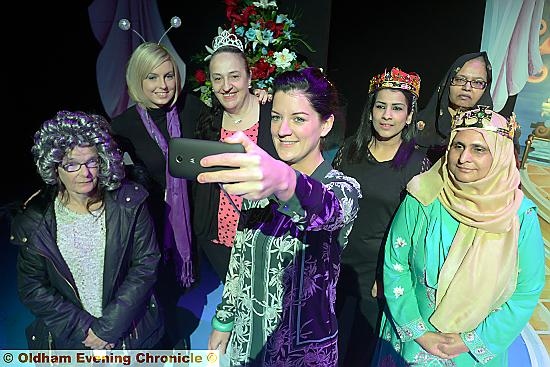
373, 194, 545, 366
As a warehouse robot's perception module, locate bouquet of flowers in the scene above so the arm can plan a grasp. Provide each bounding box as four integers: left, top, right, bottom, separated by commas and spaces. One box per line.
189, 0, 312, 106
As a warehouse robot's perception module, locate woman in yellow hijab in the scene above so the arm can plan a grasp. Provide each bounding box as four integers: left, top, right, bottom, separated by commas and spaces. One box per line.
373, 106, 545, 366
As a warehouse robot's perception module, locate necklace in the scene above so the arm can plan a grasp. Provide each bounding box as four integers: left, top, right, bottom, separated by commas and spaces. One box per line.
223, 111, 242, 124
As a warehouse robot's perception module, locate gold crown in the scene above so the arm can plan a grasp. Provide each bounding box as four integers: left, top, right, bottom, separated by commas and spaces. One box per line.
451, 105, 517, 140
368, 67, 421, 97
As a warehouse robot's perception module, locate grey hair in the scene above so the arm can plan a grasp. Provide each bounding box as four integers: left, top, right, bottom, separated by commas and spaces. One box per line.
32, 110, 125, 191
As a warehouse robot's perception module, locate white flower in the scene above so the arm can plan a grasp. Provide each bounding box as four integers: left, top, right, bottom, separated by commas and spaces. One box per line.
394, 237, 407, 248
273, 48, 296, 69
393, 286, 404, 298
252, 0, 278, 9
393, 263, 404, 272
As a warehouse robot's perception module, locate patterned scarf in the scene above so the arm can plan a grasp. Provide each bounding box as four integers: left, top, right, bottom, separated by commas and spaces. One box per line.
137, 104, 194, 287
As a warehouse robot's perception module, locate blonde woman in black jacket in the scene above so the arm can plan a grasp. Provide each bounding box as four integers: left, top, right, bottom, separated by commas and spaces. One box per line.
11, 111, 163, 350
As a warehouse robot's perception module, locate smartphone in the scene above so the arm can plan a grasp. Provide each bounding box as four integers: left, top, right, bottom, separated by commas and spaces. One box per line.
168, 137, 245, 180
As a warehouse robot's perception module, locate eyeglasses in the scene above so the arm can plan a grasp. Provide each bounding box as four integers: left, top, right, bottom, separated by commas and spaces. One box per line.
61, 158, 100, 172
450, 76, 487, 89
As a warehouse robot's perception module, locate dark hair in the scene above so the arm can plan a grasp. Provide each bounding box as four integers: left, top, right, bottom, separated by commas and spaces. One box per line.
346, 89, 419, 168
273, 67, 341, 151
195, 46, 251, 140
273, 67, 339, 122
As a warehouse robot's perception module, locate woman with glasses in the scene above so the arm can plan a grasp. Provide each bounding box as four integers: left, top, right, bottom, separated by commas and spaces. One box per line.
11, 110, 164, 350
416, 52, 493, 163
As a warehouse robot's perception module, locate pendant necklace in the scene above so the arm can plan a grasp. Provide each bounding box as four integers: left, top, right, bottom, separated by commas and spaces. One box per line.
223, 111, 242, 124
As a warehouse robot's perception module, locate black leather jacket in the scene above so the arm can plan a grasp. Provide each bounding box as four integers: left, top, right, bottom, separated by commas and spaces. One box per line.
10, 181, 163, 349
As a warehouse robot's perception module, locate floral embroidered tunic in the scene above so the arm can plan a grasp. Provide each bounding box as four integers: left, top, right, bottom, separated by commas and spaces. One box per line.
374, 195, 545, 367
214, 161, 361, 366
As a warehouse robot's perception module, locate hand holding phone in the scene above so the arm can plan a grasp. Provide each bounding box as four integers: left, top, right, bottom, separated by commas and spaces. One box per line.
197, 132, 297, 202
168, 138, 245, 180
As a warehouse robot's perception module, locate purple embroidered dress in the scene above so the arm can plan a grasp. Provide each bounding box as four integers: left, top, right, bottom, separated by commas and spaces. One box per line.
214, 161, 361, 366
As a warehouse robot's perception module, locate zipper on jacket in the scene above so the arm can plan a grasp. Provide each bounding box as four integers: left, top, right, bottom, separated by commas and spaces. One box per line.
133, 321, 139, 340
47, 332, 53, 360
33, 248, 82, 304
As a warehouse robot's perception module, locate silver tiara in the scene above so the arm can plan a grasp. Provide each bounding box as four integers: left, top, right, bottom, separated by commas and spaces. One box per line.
211, 29, 244, 53
118, 16, 182, 44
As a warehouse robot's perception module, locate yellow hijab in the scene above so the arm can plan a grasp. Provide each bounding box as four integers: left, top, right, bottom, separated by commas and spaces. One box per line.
407, 109, 523, 332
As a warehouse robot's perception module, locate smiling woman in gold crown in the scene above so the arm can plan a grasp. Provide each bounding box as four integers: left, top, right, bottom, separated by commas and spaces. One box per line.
372, 106, 545, 366
333, 67, 430, 366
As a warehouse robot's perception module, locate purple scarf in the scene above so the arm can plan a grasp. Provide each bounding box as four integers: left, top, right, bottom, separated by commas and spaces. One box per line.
137, 104, 194, 287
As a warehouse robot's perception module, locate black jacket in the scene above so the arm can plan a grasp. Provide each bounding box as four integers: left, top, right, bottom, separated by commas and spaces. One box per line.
109, 93, 203, 249
11, 181, 163, 350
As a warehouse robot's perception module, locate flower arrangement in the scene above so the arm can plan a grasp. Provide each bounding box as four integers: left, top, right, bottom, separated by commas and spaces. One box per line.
189, 0, 312, 106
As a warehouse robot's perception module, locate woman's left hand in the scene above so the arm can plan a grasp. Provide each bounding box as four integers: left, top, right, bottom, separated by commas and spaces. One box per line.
415, 332, 457, 359
439, 333, 469, 357
197, 132, 296, 201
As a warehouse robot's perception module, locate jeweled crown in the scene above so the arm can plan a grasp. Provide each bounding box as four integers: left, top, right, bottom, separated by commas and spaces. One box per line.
211, 29, 244, 53
451, 105, 517, 140
368, 67, 421, 97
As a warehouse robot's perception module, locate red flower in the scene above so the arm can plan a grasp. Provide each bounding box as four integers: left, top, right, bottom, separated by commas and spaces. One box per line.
194, 69, 207, 85
224, 0, 240, 21
224, 0, 240, 7
251, 59, 276, 80
263, 20, 284, 38
230, 5, 256, 27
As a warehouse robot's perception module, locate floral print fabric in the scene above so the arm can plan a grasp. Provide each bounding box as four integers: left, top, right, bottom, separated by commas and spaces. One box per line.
373, 195, 545, 367
215, 161, 361, 366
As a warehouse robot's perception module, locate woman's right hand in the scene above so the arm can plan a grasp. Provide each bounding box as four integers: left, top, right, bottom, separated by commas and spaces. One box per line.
82, 328, 111, 350
208, 330, 231, 354
197, 131, 296, 201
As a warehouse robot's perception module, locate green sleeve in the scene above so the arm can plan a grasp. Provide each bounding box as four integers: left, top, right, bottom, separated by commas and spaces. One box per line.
461, 204, 545, 364
383, 194, 429, 341
212, 238, 243, 331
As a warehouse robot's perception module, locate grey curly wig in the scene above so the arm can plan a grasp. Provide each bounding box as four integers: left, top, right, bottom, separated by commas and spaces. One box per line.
32, 110, 125, 191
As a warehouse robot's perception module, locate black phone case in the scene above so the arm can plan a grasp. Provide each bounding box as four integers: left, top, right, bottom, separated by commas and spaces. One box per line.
168, 137, 245, 180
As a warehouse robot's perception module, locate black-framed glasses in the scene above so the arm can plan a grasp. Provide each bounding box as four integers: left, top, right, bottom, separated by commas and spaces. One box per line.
61, 158, 100, 172
450, 76, 487, 89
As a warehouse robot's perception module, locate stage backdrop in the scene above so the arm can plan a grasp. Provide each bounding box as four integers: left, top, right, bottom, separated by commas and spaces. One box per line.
514, 1, 550, 151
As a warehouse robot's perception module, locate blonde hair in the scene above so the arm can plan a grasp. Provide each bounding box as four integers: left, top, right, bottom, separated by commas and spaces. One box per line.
125, 42, 181, 109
